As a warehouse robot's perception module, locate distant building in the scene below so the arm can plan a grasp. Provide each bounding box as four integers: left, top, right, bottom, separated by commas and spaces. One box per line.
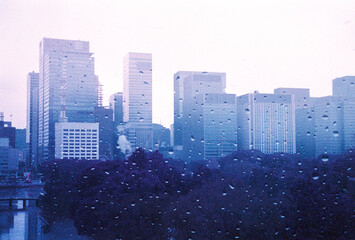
15, 128, 27, 171
0, 119, 15, 148
15, 129, 26, 151
313, 77, 355, 156
237, 92, 296, 154
123, 52, 153, 150
314, 96, 344, 155
274, 88, 316, 158
109, 92, 124, 128
333, 76, 355, 153
55, 122, 99, 160
202, 93, 237, 159
38, 38, 98, 163
332, 76, 355, 97
93, 106, 114, 160
0, 138, 23, 176
26, 71, 39, 169
173, 71, 226, 159
152, 123, 171, 150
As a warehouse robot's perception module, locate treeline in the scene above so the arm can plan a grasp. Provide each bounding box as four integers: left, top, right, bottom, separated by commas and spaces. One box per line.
40, 149, 355, 239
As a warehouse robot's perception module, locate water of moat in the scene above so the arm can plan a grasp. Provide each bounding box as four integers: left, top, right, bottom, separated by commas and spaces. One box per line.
0, 187, 89, 240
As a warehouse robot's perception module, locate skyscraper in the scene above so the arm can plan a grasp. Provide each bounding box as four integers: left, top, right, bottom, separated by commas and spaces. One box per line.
26, 71, 39, 169
123, 52, 153, 150
173, 71, 226, 159
237, 92, 296, 154
38, 38, 98, 163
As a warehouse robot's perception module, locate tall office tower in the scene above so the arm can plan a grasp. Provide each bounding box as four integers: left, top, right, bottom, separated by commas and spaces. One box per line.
26, 72, 39, 169
123, 52, 153, 150
314, 96, 344, 155
333, 76, 355, 97
274, 88, 316, 158
109, 92, 124, 128
173, 71, 226, 158
237, 92, 296, 154
38, 38, 98, 163
55, 122, 99, 160
93, 106, 114, 160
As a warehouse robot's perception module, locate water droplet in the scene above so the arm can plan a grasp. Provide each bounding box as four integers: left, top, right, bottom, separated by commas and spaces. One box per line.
333, 131, 339, 137
321, 155, 329, 162
312, 173, 320, 180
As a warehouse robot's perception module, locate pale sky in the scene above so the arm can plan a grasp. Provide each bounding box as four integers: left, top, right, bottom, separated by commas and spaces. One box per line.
0, 0, 354, 129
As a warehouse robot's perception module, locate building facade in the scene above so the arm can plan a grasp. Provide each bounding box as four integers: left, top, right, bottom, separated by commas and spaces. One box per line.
237, 92, 296, 154
109, 92, 124, 128
93, 106, 114, 160
202, 93, 237, 159
332, 76, 355, 97
0, 120, 15, 148
123, 52, 153, 150
274, 88, 316, 158
38, 38, 98, 163
173, 71, 226, 159
55, 122, 99, 160
26, 71, 39, 169
314, 96, 343, 155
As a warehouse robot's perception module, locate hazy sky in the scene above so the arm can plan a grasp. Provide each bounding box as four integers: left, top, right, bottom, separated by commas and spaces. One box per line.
0, 0, 354, 128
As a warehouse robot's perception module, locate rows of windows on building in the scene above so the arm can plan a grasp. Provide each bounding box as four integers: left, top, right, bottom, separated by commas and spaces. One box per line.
0, 37, 354, 177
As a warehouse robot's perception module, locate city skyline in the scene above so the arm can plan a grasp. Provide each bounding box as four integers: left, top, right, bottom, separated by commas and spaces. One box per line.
0, 0, 354, 129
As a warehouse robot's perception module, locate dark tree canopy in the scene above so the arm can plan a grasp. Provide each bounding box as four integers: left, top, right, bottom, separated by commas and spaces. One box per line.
40, 149, 355, 239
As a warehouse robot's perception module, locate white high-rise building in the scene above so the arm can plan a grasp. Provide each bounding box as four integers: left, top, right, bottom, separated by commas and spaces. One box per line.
123, 52, 153, 150
55, 122, 99, 160
237, 92, 296, 154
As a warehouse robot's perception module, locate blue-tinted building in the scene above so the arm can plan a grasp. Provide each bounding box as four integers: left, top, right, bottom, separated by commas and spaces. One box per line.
203, 93, 237, 159
26, 71, 39, 169
0, 120, 15, 148
109, 92, 124, 128
38, 38, 98, 163
274, 88, 316, 158
173, 71, 226, 159
237, 91, 296, 154
333, 76, 355, 97
93, 106, 114, 160
314, 96, 343, 155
